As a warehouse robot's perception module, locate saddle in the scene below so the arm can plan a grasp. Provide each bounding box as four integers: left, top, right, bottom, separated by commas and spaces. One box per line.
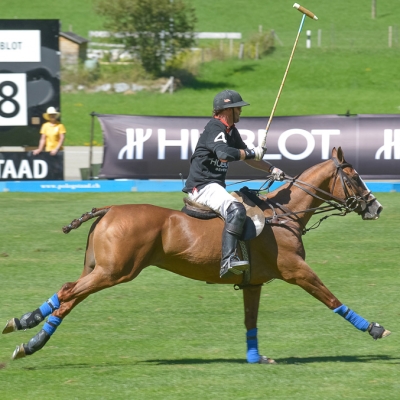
181, 188, 266, 288
181, 187, 265, 241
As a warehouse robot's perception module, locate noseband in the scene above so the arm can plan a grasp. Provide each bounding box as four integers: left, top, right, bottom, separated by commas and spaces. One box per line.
331, 157, 374, 213
287, 157, 375, 215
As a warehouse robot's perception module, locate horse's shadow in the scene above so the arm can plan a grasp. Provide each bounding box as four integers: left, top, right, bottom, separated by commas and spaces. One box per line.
19, 354, 400, 370
143, 354, 400, 365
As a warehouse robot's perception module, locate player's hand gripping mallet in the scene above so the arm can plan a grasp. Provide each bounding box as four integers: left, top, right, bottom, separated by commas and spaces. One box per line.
260, 3, 318, 150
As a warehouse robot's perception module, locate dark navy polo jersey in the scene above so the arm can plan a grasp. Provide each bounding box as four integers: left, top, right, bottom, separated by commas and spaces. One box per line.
183, 118, 247, 193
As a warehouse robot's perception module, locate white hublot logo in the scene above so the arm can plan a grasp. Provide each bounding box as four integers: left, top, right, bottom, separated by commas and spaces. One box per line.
118, 128, 201, 160
375, 129, 400, 159
118, 128, 152, 160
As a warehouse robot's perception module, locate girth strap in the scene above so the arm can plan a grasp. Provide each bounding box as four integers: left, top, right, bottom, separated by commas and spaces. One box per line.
239, 241, 251, 286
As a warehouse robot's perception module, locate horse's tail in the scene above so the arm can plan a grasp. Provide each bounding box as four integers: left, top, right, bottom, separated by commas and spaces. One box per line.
62, 206, 113, 234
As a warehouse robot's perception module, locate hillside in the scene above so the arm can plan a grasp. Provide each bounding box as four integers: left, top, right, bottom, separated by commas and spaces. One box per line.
2, 0, 399, 144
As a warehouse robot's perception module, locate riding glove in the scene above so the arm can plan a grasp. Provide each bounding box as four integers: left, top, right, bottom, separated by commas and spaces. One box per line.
270, 167, 285, 181
253, 146, 265, 161
244, 146, 265, 161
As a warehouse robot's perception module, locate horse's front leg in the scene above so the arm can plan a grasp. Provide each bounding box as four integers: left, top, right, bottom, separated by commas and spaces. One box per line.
243, 285, 276, 364
283, 260, 391, 340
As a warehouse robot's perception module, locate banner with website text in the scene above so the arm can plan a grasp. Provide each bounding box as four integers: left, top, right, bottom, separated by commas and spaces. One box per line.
97, 114, 400, 180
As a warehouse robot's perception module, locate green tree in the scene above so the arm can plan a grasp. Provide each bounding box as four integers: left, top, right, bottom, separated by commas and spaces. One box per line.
94, 0, 197, 76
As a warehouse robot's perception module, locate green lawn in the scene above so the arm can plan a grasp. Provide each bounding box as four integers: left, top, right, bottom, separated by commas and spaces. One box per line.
0, 192, 399, 399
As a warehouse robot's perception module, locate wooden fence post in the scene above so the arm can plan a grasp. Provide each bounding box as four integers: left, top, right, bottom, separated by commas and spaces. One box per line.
372, 0, 376, 19
238, 42, 244, 59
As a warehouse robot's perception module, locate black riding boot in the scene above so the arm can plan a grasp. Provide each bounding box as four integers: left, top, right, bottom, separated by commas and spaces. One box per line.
220, 202, 249, 278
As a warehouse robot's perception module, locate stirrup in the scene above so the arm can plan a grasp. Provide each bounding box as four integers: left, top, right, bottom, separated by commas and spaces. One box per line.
220, 257, 249, 278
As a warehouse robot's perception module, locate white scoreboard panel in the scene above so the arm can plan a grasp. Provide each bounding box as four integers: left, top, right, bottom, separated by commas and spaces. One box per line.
0, 30, 41, 62
0, 20, 60, 147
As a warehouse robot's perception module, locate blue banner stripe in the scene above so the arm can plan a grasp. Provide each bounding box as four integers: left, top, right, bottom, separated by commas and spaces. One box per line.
0, 180, 397, 193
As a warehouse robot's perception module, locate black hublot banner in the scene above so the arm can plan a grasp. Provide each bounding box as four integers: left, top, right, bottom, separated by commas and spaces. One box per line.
96, 114, 400, 180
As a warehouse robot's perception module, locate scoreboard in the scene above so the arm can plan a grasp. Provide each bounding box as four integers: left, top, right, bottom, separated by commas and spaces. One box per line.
0, 20, 60, 146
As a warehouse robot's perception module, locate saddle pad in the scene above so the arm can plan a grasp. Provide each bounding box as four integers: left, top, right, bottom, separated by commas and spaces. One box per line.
181, 191, 265, 240
231, 191, 265, 239
181, 198, 220, 220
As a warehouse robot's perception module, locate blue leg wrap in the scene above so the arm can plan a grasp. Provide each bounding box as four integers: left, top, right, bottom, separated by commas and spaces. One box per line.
333, 304, 369, 331
246, 328, 260, 363
39, 293, 60, 317
42, 315, 62, 336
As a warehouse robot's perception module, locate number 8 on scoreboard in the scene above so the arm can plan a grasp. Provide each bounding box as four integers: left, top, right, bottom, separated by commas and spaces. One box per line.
0, 73, 27, 127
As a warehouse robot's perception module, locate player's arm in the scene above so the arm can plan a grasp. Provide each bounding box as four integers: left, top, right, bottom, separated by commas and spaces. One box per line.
206, 130, 241, 162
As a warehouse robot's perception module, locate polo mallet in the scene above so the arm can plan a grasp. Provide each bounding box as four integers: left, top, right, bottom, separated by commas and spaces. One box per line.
260, 3, 318, 150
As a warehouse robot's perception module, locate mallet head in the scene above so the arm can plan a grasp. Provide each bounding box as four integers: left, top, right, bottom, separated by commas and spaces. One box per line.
293, 3, 318, 20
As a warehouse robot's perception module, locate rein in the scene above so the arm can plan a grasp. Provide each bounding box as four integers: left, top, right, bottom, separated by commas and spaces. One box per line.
248, 157, 373, 235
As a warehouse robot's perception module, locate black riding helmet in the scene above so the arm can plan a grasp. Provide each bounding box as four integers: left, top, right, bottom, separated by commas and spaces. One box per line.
213, 89, 250, 111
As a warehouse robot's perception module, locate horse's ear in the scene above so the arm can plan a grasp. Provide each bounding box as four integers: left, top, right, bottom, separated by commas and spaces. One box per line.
331, 147, 345, 162
337, 146, 345, 162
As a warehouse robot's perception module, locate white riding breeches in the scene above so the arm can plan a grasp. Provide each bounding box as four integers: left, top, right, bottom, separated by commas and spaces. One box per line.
188, 183, 240, 219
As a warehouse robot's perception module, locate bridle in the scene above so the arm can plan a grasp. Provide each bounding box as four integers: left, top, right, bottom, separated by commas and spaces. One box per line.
291, 157, 374, 215
330, 157, 373, 213
243, 157, 378, 234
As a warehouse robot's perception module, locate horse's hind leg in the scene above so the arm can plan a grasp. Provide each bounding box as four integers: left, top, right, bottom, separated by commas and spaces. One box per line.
2, 293, 61, 335
7, 290, 92, 360
2, 258, 95, 336
10, 266, 118, 360
3, 218, 100, 337
5, 240, 97, 360
10, 295, 89, 360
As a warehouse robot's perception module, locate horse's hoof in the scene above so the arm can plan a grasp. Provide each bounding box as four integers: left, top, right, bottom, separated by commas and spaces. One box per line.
368, 322, 391, 340
258, 355, 277, 364
12, 344, 26, 360
2, 319, 18, 334
382, 329, 391, 338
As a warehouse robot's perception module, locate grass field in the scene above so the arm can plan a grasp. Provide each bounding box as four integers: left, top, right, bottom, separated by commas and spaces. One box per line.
0, 191, 399, 399
2, 1, 400, 145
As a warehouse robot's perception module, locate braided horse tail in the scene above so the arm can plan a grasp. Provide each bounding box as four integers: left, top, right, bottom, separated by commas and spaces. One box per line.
62, 206, 112, 234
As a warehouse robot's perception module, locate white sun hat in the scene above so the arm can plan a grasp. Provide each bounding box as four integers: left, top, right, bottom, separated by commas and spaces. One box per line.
43, 106, 60, 120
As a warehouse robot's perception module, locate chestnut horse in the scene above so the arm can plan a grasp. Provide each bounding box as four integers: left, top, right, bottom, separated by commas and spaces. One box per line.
3, 147, 390, 363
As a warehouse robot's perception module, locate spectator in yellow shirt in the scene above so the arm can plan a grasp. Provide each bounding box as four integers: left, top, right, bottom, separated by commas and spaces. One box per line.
33, 107, 66, 156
